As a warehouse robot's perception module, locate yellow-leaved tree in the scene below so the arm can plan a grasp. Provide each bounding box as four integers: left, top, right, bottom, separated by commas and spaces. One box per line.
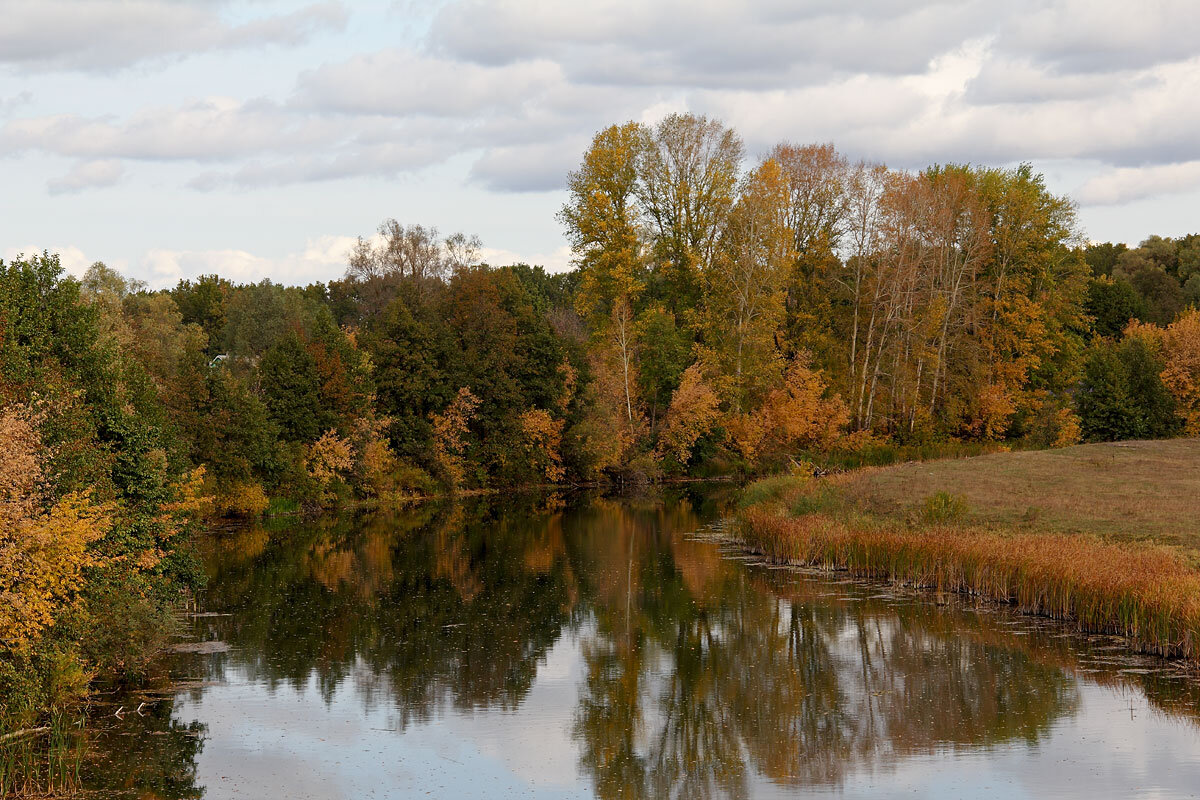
518, 409, 566, 483
1128, 309, 1200, 435
704, 156, 793, 413
306, 430, 356, 504
0, 406, 111, 652
561, 123, 647, 431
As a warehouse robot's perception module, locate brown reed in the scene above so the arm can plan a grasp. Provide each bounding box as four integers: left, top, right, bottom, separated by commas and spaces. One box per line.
737, 505, 1200, 660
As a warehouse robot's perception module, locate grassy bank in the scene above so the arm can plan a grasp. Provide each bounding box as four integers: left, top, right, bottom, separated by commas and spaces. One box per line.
736, 440, 1200, 660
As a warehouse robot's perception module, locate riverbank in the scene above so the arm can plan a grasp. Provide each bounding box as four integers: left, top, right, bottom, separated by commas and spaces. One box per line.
217, 474, 742, 523
734, 439, 1200, 660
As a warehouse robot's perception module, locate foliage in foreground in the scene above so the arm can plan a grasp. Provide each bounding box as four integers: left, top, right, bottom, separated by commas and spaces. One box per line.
0, 255, 203, 761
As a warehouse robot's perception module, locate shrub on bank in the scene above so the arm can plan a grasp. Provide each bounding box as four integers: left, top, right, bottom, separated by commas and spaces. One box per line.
920, 492, 968, 523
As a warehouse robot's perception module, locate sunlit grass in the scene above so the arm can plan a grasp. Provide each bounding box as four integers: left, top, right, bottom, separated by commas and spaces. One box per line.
841, 439, 1200, 552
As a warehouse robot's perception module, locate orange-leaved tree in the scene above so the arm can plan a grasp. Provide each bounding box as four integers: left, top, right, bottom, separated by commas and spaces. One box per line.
656, 364, 722, 465
430, 387, 480, 489
1127, 309, 1200, 435
760, 354, 850, 459
518, 408, 566, 483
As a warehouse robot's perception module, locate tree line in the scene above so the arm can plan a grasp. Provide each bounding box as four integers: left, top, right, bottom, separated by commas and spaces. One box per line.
3, 112, 1199, 727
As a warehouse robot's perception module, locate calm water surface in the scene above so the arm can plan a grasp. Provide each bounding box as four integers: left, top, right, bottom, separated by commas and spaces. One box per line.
80, 492, 1200, 798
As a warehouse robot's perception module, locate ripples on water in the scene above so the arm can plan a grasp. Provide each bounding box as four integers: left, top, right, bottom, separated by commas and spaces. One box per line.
79, 490, 1200, 798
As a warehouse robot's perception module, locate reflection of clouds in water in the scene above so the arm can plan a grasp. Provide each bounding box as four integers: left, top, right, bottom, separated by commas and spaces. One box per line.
177, 666, 593, 799
820, 684, 1200, 799
469, 631, 589, 790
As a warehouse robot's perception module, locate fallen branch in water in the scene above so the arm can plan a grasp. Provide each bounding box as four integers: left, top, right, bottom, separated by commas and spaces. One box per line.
0, 726, 50, 744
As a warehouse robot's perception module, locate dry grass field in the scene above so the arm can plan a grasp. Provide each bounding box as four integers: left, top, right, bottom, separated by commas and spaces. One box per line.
841, 439, 1200, 553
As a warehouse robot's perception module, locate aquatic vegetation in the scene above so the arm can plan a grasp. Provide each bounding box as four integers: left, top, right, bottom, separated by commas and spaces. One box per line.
0, 714, 84, 798
737, 501, 1200, 660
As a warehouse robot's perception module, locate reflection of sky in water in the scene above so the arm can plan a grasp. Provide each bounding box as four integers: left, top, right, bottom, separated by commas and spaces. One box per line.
178, 631, 594, 799
174, 629, 1200, 799
807, 686, 1200, 799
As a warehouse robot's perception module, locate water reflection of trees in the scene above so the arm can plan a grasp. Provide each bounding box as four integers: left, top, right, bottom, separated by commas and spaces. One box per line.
195, 497, 579, 728
78, 708, 206, 799
109, 492, 1200, 799
565, 498, 1081, 799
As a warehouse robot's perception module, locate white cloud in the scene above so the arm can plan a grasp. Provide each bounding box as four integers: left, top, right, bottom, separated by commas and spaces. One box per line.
996, 0, 1200, 73
0, 97, 339, 162
130, 236, 574, 287
469, 140, 589, 193
47, 159, 125, 195
0, 1, 347, 72
0, 92, 33, 118
140, 234, 359, 288
428, 0, 997, 86
1076, 161, 1200, 206
295, 50, 566, 117
479, 245, 573, 274
2, 245, 95, 277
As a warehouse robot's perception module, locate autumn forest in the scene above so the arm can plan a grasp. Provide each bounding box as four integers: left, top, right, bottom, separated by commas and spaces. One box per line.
3, 113, 1200, 737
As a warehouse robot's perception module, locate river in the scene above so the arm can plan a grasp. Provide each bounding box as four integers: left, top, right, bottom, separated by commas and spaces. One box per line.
77, 490, 1200, 798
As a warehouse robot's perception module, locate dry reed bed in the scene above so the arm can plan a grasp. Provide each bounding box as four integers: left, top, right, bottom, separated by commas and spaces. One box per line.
738, 507, 1200, 660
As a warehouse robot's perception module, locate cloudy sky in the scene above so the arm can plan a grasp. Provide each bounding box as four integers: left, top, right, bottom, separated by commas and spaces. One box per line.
2, 0, 1199, 288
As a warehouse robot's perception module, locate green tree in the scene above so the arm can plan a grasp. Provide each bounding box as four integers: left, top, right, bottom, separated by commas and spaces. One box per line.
171, 274, 230, 355
259, 329, 327, 444
1115, 246, 1185, 325
1084, 242, 1127, 278
221, 279, 289, 360
1077, 337, 1178, 441
193, 369, 281, 487
634, 308, 691, 426
363, 286, 450, 468
1085, 277, 1146, 339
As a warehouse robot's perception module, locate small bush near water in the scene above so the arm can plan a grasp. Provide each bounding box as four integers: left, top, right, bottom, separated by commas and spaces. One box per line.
920, 491, 968, 523
737, 475, 810, 509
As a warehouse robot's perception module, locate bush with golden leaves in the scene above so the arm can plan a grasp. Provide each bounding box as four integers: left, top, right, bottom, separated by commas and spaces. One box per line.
759, 354, 849, 458
306, 430, 355, 504
212, 482, 270, 517
430, 387, 480, 488
656, 364, 722, 465
518, 408, 566, 483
